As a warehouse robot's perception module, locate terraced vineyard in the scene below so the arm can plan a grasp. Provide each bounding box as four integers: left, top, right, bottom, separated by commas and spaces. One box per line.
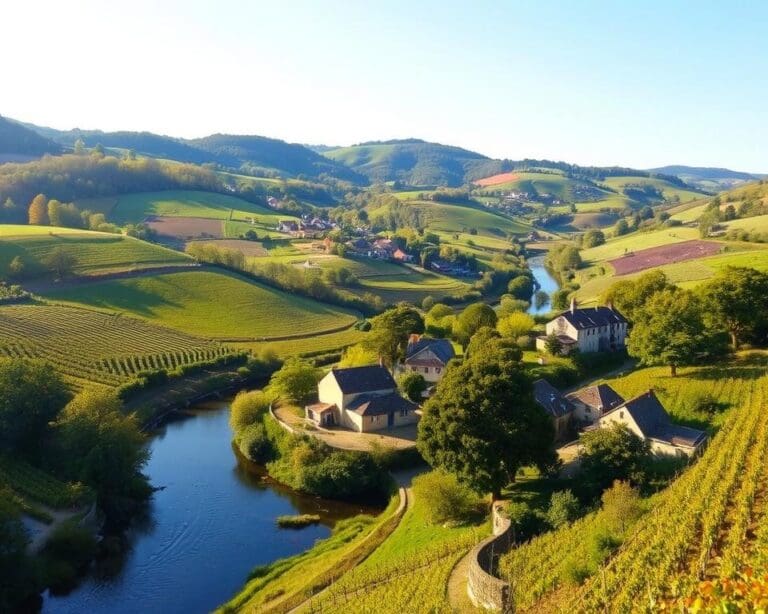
498, 352, 768, 612
0, 303, 231, 387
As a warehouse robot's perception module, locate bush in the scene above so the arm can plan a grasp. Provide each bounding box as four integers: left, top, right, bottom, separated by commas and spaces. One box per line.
230, 390, 272, 431
397, 371, 427, 402
412, 470, 485, 525
237, 422, 271, 463
276, 514, 321, 528
546, 489, 581, 529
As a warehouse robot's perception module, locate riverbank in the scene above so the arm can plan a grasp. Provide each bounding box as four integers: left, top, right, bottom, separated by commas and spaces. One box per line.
41, 401, 378, 614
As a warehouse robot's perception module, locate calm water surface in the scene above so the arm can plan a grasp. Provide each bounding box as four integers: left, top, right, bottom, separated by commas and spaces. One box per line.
42, 401, 377, 614
527, 255, 559, 314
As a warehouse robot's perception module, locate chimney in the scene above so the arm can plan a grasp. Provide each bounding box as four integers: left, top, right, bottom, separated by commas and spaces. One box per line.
570, 296, 577, 314
408, 333, 421, 347
606, 300, 614, 311
378, 355, 385, 368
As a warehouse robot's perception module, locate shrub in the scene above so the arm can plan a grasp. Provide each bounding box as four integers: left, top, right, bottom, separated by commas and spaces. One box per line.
237, 422, 271, 463
397, 371, 427, 403
546, 489, 581, 529
412, 470, 485, 525
230, 390, 272, 431
276, 514, 321, 528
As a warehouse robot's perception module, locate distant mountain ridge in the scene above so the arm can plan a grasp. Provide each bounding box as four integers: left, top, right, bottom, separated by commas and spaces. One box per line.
0, 116, 61, 160
11, 119, 366, 185
323, 139, 506, 186
650, 165, 763, 191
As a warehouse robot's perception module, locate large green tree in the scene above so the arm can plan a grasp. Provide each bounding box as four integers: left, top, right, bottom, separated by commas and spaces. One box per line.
417, 340, 557, 499
698, 266, 768, 349
601, 269, 671, 324
580, 424, 650, 495
0, 358, 70, 454
56, 388, 150, 522
363, 303, 424, 366
453, 302, 497, 348
266, 357, 320, 405
627, 288, 711, 376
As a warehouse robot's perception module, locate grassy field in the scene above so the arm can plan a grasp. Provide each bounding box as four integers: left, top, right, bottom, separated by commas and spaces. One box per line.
0, 302, 231, 387
42, 269, 360, 340
723, 213, 768, 232
368, 198, 531, 238
0, 225, 191, 276
109, 190, 294, 226
230, 327, 367, 358
600, 175, 703, 204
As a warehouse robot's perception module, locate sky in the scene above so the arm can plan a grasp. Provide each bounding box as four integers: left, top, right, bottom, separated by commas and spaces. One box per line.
3, 0, 766, 171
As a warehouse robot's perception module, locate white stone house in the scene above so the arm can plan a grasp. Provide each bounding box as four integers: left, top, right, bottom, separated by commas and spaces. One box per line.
596, 390, 707, 457
536, 299, 628, 355
305, 365, 419, 433
401, 336, 456, 384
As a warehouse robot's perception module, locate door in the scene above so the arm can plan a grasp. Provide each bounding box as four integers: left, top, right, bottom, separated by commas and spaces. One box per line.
388, 412, 394, 428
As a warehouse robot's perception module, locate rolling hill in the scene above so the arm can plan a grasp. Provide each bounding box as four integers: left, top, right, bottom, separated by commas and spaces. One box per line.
0, 116, 61, 161
15, 120, 365, 184
650, 165, 763, 191
323, 139, 507, 186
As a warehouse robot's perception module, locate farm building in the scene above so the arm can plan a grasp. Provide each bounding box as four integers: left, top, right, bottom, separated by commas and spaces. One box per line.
392, 248, 413, 262
567, 383, 625, 424
594, 390, 707, 457
533, 378, 575, 442
536, 299, 628, 355
400, 335, 455, 383
305, 365, 419, 433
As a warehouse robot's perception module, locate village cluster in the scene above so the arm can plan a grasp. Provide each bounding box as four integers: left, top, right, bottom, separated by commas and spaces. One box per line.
304, 302, 707, 458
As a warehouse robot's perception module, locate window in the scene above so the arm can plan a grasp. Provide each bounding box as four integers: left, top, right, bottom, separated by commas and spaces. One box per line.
400, 409, 408, 417
424, 367, 429, 374
436, 367, 441, 374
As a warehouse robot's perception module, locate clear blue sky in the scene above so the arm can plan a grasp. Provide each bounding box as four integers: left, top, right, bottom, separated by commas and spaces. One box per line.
3, 0, 766, 171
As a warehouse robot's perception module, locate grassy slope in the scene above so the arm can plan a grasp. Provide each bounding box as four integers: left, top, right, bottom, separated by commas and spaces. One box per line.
0, 225, 191, 276
369, 199, 531, 237
600, 175, 703, 203
579, 226, 701, 263
109, 190, 294, 225
41, 269, 359, 340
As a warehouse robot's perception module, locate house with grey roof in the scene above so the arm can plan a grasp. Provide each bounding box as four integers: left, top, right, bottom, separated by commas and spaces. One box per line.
567, 383, 625, 424
536, 299, 628, 355
305, 365, 419, 433
533, 378, 575, 441
401, 335, 456, 383
597, 390, 707, 456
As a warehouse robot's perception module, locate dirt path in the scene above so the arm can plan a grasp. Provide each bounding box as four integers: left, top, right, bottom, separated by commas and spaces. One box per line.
23, 504, 92, 554
447, 548, 481, 613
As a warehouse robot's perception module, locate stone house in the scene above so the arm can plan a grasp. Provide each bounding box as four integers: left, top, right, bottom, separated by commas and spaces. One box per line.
596, 390, 707, 456
401, 335, 455, 383
305, 365, 418, 433
566, 383, 625, 424
536, 299, 628, 355
533, 378, 575, 442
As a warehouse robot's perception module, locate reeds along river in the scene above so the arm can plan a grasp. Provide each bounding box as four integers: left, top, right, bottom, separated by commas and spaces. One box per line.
42, 400, 379, 614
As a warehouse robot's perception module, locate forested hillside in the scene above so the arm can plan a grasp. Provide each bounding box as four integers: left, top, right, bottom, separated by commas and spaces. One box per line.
0, 116, 61, 158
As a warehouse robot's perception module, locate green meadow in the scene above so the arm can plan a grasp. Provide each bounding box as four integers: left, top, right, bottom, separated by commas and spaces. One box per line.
0, 225, 191, 276
42, 269, 359, 340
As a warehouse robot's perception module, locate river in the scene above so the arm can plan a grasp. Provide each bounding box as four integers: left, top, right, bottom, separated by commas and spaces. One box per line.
527, 255, 559, 315
42, 400, 377, 614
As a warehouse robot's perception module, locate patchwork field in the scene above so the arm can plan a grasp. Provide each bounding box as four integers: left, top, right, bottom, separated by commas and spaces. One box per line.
146, 215, 224, 239
580, 226, 700, 263
608, 239, 722, 275
0, 303, 230, 388
42, 269, 360, 340
194, 239, 269, 256
474, 171, 521, 187
0, 225, 192, 277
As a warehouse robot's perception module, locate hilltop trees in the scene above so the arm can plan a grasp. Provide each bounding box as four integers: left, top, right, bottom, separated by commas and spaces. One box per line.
418, 339, 557, 499
698, 266, 768, 349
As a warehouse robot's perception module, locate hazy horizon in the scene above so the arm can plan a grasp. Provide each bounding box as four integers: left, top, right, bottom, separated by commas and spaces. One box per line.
4, 0, 767, 173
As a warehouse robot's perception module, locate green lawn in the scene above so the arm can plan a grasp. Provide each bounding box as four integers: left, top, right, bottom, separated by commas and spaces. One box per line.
109, 190, 294, 226
600, 175, 703, 204
723, 214, 768, 232
42, 269, 359, 340
0, 225, 191, 276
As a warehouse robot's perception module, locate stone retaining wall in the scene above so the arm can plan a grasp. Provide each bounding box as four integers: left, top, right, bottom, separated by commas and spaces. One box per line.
467, 502, 513, 612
